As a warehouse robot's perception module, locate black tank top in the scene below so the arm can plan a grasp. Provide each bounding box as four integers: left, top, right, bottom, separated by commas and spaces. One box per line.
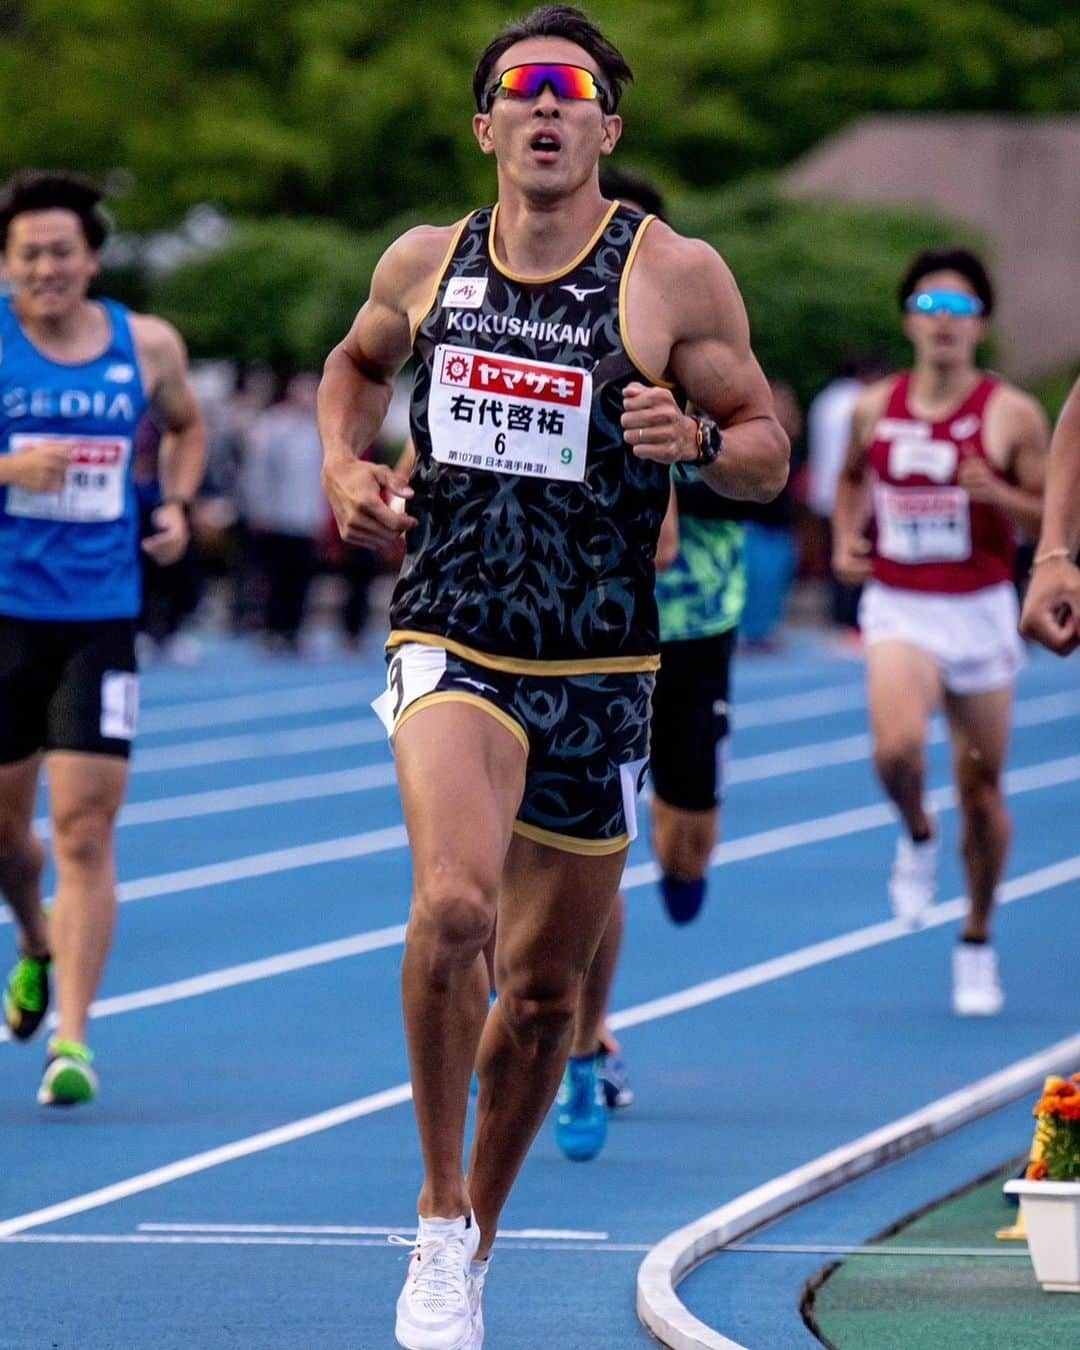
389, 201, 671, 673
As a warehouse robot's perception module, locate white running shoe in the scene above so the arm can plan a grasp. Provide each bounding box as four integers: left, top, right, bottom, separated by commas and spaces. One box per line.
952, 943, 1004, 1017
394, 1212, 480, 1350
888, 831, 938, 927
467, 1255, 490, 1348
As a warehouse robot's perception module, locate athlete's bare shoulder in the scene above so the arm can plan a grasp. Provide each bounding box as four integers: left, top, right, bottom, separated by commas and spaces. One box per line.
374, 221, 469, 320
850, 377, 894, 444
632, 221, 742, 340
127, 311, 190, 388
985, 378, 1047, 428
984, 377, 1050, 464
128, 311, 185, 357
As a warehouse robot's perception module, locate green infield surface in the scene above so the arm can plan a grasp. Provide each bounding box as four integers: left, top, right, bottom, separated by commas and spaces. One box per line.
807, 1161, 1080, 1349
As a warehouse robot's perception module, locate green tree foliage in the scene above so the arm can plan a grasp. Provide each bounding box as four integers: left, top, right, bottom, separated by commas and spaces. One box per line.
148, 187, 975, 403
0, 0, 1075, 230
148, 215, 410, 373
677, 183, 980, 405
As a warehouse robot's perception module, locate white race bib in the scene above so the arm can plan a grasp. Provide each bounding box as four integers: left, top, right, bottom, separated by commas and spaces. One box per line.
100, 670, 139, 741
6, 434, 131, 523
371, 643, 449, 739
888, 437, 958, 483
618, 756, 650, 843
875, 483, 971, 563
428, 344, 592, 483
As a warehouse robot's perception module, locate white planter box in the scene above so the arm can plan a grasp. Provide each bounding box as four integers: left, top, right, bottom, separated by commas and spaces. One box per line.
1004, 1179, 1080, 1293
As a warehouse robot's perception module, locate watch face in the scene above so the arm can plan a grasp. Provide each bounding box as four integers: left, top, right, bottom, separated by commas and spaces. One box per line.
697, 418, 720, 464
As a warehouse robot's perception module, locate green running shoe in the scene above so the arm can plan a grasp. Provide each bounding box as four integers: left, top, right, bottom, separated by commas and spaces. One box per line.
3, 952, 51, 1041
38, 1038, 97, 1107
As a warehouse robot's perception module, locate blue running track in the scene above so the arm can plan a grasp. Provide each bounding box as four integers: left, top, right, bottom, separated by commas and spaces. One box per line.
1, 630, 1077, 1349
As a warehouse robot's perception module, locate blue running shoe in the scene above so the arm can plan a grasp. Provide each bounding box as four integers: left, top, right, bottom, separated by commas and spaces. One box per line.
555, 1054, 608, 1161
659, 874, 707, 925
598, 1051, 633, 1110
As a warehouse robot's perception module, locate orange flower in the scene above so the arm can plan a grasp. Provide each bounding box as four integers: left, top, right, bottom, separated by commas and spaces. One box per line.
1027, 1159, 1048, 1180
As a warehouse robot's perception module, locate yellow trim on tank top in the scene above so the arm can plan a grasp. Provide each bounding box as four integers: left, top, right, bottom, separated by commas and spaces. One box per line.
512, 819, 630, 857
619, 215, 676, 391
486, 200, 619, 284
386, 630, 660, 676
394, 691, 530, 756
409, 215, 474, 347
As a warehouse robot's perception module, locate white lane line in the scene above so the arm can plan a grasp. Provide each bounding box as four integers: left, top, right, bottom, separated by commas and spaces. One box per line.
610, 853, 1080, 1033
3, 848, 1076, 1047
729, 688, 1080, 785
131, 675, 866, 751
34, 765, 400, 837
125, 679, 858, 776
2, 854, 1077, 1232
0, 1084, 414, 1238
130, 720, 387, 774
623, 751, 1080, 891
635, 1032, 1080, 1350
138, 1223, 609, 1240
0, 1233, 651, 1253
27, 687, 1079, 836
5, 749, 1079, 962
139, 680, 375, 735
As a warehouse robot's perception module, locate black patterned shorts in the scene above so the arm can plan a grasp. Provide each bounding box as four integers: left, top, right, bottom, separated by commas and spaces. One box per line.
374, 642, 653, 856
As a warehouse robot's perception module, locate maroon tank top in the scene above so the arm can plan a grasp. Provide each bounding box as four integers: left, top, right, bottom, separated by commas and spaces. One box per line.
867, 373, 1014, 593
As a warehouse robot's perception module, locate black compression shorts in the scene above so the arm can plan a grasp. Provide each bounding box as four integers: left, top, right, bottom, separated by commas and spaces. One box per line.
0, 617, 138, 764
649, 629, 735, 812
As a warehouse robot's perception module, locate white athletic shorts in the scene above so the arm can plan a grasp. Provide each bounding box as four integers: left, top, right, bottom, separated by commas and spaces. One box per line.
858, 579, 1024, 694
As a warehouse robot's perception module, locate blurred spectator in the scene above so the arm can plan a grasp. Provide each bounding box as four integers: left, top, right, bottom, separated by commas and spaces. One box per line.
133, 415, 202, 664
240, 373, 327, 651
740, 380, 804, 651
807, 357, 886, 630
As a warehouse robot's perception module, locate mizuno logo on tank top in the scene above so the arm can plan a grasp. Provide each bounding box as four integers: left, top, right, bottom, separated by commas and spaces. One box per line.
391, 202, 673, 673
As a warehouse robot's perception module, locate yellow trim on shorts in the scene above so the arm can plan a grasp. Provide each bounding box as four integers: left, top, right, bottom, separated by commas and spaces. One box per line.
512, 820, 630, 857
387, 630, 660, 676
487, 201, 619, 284
619, 215, 676, 391
395, 691, 530, 757
410, 215, 475, 346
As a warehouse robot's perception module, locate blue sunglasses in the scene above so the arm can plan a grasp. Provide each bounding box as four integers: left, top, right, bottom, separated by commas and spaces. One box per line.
905, 289, 984, 318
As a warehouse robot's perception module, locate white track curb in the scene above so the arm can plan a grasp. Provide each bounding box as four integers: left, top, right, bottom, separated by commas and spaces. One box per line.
637, 1032, 1080, 1349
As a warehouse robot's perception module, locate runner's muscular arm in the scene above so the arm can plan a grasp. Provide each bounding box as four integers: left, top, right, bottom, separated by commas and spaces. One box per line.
318, 227, 450, 548
1019, 378, 1080, 655
620, 231, 788, 502
960, 388, 1048, 539
831, 381, 889, 585
132, 314, 208, 564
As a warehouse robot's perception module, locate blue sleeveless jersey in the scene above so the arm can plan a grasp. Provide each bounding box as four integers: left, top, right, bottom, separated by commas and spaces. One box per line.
0, 296, 149, 619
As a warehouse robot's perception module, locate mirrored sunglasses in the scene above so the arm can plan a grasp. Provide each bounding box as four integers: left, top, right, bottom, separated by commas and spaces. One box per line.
905, 289, 985, 318
485, 64, 610, 113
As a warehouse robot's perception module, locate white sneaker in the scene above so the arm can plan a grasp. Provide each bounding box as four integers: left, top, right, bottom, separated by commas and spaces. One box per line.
952, 943, 1004, 1016
889, 831, 938, 926
467, 1255, 490, 1348
394, 1212, 480, 1350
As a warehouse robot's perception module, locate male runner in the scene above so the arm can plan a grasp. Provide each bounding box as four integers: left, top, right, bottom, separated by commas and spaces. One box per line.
554, 168, 749, 1164
0, 171, 206, 1103
833, 247, 1047, 1016
318, 9, 788, 1346
1019, 377, 1080, 656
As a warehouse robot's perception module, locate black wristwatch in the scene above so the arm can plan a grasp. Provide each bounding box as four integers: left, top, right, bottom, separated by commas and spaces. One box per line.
692, 416, 723, 467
